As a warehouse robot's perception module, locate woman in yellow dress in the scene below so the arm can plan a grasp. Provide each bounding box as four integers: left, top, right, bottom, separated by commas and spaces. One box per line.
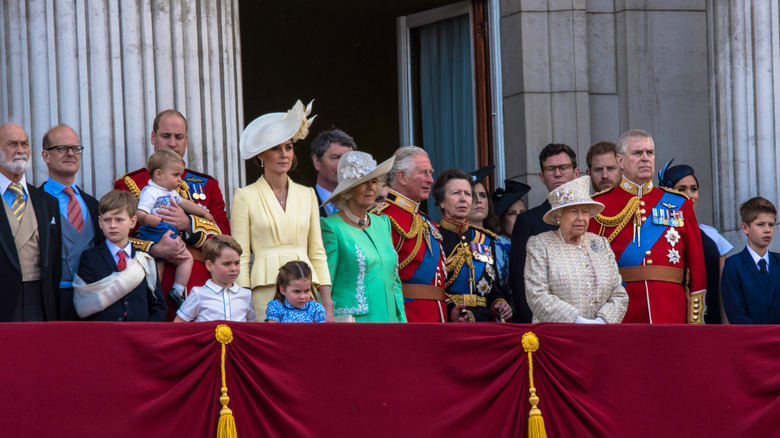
231, 100, 332, 321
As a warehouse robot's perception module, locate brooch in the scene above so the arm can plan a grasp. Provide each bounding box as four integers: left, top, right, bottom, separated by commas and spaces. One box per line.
665, 228, 680, 248
667, 248, 681, 265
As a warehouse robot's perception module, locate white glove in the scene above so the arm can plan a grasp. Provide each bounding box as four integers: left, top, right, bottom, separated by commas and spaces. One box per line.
575, 316, 607, 324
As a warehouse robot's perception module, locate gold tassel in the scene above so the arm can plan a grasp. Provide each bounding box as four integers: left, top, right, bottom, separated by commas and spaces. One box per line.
216, 324, 238, 438
522, 332, 547, 438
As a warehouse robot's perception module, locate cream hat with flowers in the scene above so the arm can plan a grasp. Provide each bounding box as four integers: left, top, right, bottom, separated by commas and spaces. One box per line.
322, 151, 395, 207
239, 100, 315, 160
542, 176, 604, 225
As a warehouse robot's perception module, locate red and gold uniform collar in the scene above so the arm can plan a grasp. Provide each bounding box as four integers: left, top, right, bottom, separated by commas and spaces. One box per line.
386, 189, 421, 215
619, 176, 653, 197
439, 216, 469, 234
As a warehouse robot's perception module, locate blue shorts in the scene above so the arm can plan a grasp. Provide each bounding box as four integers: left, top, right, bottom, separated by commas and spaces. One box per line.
138, 222, 179, 244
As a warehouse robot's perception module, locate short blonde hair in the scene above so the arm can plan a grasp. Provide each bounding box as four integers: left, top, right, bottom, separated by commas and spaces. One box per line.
99, 190, 137, 217
147, 149, 184, 175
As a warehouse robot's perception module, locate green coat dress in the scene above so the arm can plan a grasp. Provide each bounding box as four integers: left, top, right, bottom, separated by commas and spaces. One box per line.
321, 213, 406, 322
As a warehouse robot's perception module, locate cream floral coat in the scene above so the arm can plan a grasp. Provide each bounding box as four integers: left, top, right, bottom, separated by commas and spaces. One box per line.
524, 231, 628, 323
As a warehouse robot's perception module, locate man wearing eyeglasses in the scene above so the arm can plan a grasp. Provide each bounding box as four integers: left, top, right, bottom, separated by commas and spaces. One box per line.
509, 143, 580, 323
0, 123, 61, 322
114, 109, 230, 320
41, 125, 103, 320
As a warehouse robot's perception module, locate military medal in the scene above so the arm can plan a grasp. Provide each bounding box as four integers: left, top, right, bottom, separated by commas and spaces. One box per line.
198, 184, 206, 200
652, 208, 684, 227
665, 228, 680, 247
667, 248, 681, 265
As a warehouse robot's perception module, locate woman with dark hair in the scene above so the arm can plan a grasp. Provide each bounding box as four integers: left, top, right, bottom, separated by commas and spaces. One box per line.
433, 168, 512, 322
231, 100, 332, 321
658, 160, 733, 324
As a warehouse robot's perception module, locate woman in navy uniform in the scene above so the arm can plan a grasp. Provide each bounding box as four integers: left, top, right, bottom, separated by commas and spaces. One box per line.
432, 168, 512, 322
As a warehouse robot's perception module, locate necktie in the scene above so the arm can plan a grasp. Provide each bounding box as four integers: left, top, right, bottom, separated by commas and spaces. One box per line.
759, 258, 768, 275
62, 187, 85, 232
117, 250, 127, 272
8, 183, 25, 221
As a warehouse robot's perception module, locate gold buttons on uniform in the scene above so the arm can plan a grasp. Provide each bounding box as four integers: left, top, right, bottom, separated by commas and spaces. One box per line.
640, 209, 646, 214
640, 201, 646, 206
645, 250, 652, 256
647, 260, 653, 265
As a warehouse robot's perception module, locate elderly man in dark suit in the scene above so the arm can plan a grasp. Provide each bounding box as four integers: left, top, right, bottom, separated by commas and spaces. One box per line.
41, 125, 103, 320
0, 123, 61, 321
509, 143, 579, 323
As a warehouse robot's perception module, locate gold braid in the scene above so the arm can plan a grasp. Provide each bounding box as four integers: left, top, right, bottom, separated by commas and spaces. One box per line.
444, 242, 474, 290
123, 176, 141, 198
177, 181, 191, 200
387, 214, 426, 270
592, 197, 642, 243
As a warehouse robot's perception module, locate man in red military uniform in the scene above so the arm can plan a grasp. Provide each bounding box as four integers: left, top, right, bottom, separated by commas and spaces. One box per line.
588, 129, 706, 323
114, 109, 229, 319
373, 146, 462, 322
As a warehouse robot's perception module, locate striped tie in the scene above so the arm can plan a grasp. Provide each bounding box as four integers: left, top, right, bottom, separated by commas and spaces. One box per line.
62, 187, 85, 232
8, 183, 25, 221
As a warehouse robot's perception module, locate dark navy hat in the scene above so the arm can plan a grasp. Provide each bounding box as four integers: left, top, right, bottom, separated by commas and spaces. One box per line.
658, 158, 696, 188
493, 179, 531, 218
470, 164, 496, 185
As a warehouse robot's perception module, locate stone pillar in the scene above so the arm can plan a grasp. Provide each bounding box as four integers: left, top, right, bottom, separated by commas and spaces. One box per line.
709, 0, 780, 245
0, 0, 244, 206
500, 0, 591, 206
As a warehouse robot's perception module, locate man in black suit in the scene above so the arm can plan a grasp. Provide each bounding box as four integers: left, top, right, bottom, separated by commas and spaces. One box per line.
41, 125, 104, 320
510, 143, 579, 323
0, 123, 61, 321
310, 129, 356, 217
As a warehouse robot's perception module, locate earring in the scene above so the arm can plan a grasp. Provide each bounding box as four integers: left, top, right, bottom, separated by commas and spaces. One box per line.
260, 160, 264, 168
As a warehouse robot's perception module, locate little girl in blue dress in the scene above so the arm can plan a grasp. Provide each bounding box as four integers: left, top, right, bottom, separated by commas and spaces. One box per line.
265, 261, 326, 323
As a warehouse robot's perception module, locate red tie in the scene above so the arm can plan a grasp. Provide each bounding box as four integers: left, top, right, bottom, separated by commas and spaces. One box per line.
117, 250, 127, 272
62, 187, 85, 232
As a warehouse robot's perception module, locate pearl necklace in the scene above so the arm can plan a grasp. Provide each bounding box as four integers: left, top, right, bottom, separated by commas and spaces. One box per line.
344, 208, 368, 227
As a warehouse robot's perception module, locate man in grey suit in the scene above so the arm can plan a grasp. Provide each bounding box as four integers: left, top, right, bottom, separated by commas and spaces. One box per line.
41, 125, 103, 320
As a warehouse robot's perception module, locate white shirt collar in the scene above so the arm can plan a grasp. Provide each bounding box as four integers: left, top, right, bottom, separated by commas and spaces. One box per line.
746, 245, 769, 269
0, 172, 27, 196
105, 240, 132, 260
205, 279, 240, 294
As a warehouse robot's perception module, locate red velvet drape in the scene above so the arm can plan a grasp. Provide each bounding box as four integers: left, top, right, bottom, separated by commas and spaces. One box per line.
2, 323, 779, 437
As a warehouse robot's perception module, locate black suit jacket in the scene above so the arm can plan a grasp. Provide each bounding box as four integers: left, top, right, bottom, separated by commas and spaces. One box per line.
77, 242, 167, 321
0, 184, 62, 321
722, 247, 780, 324
314, 186, 328, 218
509, 200, 558, 323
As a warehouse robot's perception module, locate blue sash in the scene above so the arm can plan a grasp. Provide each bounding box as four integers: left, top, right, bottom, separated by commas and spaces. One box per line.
449, 230, 488, 294
405, 217, 442, 302
617, 191, 685, 268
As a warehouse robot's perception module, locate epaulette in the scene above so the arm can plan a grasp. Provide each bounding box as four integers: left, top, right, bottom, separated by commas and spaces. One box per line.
184, 168, 212, 180
658, 186, 689, 200
370, 202, 389, 215
129, 237, 152, 252
123, 175, 141, 199
591, 186, 615, 198
470, 224, 497, 240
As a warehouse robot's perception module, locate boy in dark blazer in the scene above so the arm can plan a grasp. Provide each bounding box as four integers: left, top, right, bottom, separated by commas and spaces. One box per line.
75, 190, 166, 321
722, 197, 780, 324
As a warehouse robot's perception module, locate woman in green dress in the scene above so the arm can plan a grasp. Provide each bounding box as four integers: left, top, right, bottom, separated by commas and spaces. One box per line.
320, 151, 406, 322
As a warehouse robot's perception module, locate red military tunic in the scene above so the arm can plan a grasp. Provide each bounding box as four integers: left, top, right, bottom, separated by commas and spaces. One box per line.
373, 190, 447, 322
115, 168, 230, 320
589, 178, 706, 323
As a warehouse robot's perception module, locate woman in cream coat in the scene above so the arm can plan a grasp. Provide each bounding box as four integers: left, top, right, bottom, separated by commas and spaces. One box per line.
232, 100, 331, 320
525, 176, 628, 324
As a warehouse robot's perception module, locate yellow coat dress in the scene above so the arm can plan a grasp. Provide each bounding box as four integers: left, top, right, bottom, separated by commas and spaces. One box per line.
231, 176, 331, 320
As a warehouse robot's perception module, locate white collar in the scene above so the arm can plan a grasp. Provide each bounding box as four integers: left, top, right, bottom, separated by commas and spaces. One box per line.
0, 172, 27, 196
106, 240, 132, 258
205, 279, 240, 294
746, 245, 770, 268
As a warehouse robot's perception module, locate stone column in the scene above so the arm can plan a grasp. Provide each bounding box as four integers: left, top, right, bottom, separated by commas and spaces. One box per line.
500, 0, 591, 206
0, 0, 244, 206
709, 0, 780, 245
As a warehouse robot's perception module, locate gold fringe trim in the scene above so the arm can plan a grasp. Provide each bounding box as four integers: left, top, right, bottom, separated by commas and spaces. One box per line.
592, 196, 642, 243
387, 214, 426, 270
216, 325, 238, 438
123, 175, 141, 199
522, 332, 547, 438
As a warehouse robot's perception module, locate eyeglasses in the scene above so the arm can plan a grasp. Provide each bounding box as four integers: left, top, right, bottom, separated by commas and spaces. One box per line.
47, 145, 84, 155
542, 164, 574, 174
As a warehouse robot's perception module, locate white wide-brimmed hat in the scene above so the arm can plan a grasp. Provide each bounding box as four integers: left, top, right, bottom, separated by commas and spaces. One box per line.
239, 100, 315, 160
322, 151, 395, 206
542, 176, 604, 225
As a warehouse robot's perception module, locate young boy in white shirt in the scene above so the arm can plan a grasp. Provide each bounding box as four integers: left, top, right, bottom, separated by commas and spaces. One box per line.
174, 235, 255, 322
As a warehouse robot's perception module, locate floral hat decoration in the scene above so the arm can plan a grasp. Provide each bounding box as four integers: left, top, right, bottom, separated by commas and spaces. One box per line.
239, 99, 315, 160
542, 176, 604, 225
322, 151, 395, 207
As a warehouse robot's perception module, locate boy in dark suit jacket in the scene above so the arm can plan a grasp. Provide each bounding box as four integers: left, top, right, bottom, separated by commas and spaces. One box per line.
722, 196, 780, 324
74, 190, 166, 321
